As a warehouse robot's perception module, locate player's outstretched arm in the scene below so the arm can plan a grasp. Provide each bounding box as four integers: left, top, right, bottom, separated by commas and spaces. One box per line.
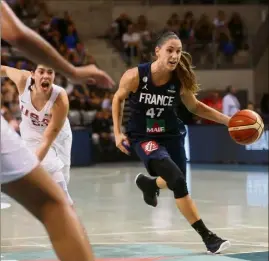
0, 65, 30, 94
112, 68, 138, 154
1, 164, 95, 261
180, 88, 230, 126
1, 1, 114, 88
36, 90, 69, 161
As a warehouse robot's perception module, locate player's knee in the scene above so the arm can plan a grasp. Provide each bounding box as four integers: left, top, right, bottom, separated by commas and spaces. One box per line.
167, 176, 188, 199
149, 157, 189, 198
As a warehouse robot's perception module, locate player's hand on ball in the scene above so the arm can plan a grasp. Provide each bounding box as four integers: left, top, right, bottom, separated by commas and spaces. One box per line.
115, 133, 130, 155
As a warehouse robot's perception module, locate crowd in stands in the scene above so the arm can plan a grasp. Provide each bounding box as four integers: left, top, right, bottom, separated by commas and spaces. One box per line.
107, 10, 269, 125
1, 0, 115, 152
108, 10, 250, 68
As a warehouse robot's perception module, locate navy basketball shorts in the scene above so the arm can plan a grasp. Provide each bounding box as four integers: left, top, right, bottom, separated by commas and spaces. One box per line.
130, 136, 187, 178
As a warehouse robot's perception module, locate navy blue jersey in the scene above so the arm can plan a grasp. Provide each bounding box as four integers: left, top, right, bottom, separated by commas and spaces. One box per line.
126, 62, 186, 138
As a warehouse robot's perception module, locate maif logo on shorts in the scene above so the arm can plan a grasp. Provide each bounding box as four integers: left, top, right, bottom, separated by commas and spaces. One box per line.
141, 141, 159, 155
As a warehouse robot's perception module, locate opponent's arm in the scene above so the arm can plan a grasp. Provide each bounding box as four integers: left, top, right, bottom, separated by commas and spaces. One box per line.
0, 65, 30, 94
1, 1, 114, 87
36, 90, 69, 161
180, 88, 230, 126
112, 68, 139, 154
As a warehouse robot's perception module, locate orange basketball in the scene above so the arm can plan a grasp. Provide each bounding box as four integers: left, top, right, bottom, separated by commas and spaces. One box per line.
228, 110, 264, 145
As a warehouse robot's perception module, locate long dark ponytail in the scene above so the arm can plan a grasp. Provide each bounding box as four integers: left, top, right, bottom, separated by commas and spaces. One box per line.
28, 78, 35, 91
28, 64, 37, 91
176, 50, 199, 94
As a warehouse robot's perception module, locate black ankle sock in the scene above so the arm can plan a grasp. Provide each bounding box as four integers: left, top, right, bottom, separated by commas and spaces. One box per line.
192, 219, 212, 240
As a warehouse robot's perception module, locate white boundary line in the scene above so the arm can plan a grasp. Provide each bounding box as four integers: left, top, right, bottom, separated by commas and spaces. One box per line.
2, 225, 268, 241
224, 250, 269, 255
1, 241, 268, 248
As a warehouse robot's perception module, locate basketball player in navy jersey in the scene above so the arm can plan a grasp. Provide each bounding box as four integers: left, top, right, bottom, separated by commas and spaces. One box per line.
112, 32, 232, 254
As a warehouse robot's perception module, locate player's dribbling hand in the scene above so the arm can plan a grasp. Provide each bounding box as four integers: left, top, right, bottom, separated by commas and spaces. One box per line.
115, 133, 130, 155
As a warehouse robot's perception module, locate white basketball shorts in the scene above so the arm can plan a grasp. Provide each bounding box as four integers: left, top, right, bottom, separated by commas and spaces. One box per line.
1, 116, 39, 184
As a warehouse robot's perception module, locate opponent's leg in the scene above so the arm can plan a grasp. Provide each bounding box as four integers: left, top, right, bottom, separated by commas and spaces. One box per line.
1, 116, 95, 260
2, 165, 95, 261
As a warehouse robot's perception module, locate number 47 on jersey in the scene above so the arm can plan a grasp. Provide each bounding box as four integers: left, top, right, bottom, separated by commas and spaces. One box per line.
146, 108, 164, 118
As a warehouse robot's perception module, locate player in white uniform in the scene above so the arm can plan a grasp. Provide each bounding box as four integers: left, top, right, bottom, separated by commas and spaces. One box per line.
1, 65, 73, 203
1, 115, 95, 261
1, 115, 40, 184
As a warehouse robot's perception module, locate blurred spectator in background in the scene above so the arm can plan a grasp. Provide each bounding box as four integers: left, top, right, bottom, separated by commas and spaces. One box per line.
201, 90, 223, 124
247, 101, 255, 111
63, 11, 74, 27
74, 43, 87, 65
88, 91, 103, 111
115, 13, 133, 40
108, 8, 249, 68
179, 11, 195, 47
108, 13, 133, 51
228, 12, 245, 53
194, 14, 213, 46
102, 92, 113, 110
69, 84, 89, 111
222, 85, 240, 116
92, 109, 114, 153
64, 24, 79, 50
1, 78, 21, 131
136, 15, 149, 35
213, 10, 235, 63
213, 10, 226, 29
190, 13, 213, 65
122, 24, 141, 66
261, 94, 269, 115
139, 31, 153, 63
165, 13, 181, 35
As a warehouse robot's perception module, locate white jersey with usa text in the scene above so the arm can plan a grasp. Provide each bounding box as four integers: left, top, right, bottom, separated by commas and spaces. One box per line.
19, 77, 72, 174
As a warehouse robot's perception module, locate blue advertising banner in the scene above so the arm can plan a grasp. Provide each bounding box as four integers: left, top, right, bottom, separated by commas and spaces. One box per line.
188, 125, 268, 164
71, 127, 93, 166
